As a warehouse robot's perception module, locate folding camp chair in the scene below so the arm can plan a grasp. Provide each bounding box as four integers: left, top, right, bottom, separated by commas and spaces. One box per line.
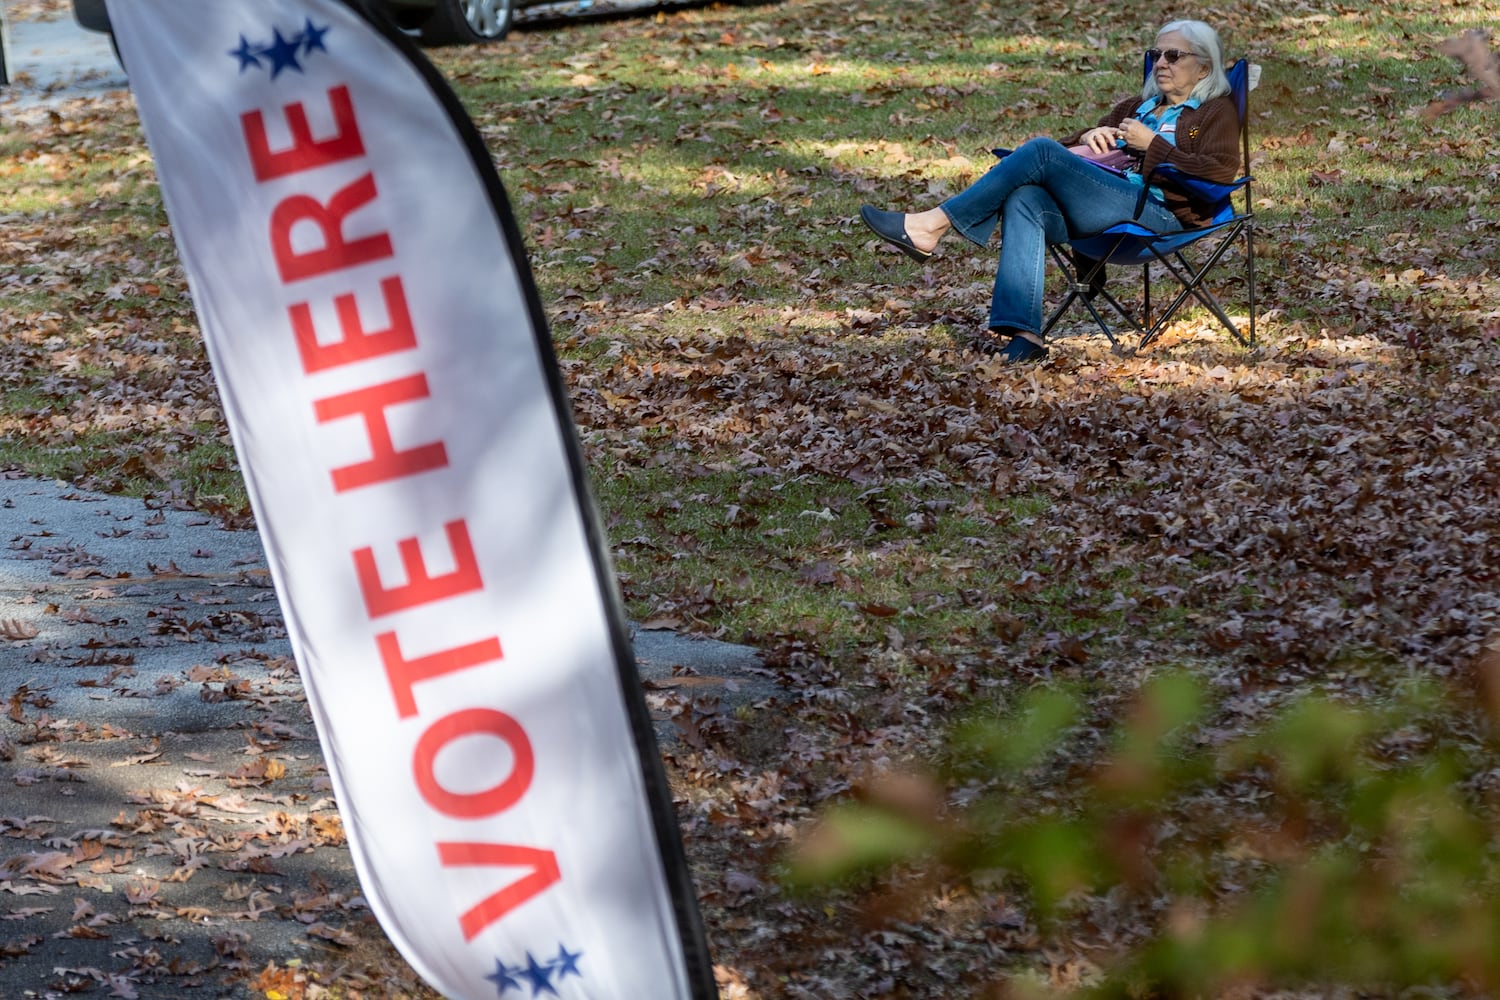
1039, 57, 1259, 353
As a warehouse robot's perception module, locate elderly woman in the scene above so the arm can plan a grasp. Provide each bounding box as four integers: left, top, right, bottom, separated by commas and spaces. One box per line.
860, 20, 1240, 363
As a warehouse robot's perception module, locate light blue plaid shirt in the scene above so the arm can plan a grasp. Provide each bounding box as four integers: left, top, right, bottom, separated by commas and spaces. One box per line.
1123, 95, 1202, 202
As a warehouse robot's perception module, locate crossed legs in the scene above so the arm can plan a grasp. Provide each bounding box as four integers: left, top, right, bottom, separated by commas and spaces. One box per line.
861, 137, 1184, 359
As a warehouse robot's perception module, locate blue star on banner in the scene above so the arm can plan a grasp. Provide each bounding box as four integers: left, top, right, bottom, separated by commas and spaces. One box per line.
226, 20, 332, 78
485, 959, 525, 994
230, 34, 260, 71
486, 943, 585, 997
300, 18, 330, 53
522, 952, 559, 997
552, 944, 584, 980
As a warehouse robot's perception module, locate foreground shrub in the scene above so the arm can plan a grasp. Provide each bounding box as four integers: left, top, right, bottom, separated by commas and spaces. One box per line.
790, 640, 1500, 997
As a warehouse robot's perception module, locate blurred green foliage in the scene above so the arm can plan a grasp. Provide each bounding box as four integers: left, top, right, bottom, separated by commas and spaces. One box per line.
788, 659, 1500, 997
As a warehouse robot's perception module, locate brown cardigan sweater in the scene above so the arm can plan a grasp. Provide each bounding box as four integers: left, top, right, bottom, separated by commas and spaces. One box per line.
1062, 93, 1242, 228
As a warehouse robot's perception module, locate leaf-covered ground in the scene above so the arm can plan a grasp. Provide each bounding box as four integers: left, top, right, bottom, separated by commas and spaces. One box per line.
3, 0, 1500, 995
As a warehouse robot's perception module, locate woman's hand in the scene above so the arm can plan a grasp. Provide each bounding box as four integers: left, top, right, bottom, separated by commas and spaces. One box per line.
1083, 126, 1122, 154
1118, 118, 1156, 152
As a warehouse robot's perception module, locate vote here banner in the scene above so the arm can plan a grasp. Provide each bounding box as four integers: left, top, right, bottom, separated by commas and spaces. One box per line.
105, 2, 715, 997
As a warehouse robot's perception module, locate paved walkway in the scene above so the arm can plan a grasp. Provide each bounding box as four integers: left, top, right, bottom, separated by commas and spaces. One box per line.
0, 475, 765, 720
0, 0, 658, 108
0, 6, 126, 110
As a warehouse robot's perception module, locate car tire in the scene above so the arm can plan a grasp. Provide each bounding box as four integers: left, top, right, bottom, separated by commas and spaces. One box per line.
419, 0, 516, 45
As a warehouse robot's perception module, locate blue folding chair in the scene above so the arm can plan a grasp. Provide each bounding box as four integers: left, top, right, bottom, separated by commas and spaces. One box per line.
1039, 57, 1258, 353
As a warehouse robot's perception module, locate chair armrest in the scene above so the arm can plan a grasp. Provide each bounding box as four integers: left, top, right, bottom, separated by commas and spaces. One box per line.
1150, 163, 1251, 202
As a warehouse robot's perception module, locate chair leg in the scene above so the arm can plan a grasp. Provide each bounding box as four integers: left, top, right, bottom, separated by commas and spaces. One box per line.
1137, 230, 1253, 349
1244, 222, 1257, 346
1043, 240, 1149, 354
1142, 261, 1152, 332
1043, 285, 1130, 354
1072, 250, 1108, 299
1179, 240, 1252, 346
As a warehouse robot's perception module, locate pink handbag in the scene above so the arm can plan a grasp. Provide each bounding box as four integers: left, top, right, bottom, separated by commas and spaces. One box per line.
1066, 144, 1138, 174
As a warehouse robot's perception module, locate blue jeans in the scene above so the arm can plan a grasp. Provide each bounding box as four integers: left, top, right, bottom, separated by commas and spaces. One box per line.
939, 137, 1184, 336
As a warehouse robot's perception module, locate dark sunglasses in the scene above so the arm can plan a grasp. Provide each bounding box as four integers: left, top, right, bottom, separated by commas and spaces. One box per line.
1148, 48, 1199, 64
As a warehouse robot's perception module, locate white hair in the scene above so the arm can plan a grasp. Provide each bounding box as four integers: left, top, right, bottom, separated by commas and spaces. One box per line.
1141, 20, 1231, 103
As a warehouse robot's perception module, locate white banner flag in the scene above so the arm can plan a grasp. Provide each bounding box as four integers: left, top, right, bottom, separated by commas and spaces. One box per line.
105, 2, 715, 997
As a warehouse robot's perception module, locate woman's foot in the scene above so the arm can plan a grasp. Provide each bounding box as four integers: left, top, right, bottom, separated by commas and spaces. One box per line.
974, 329, 1048, 363
902, 208, 950, 253
859, 205, 949, 260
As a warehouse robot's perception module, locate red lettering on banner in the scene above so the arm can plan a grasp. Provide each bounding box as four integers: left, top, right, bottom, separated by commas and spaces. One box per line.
313, 374, 449, 492
353, 519, 482, 617
377, 631, 502, 719
290, 276, 417, 374
242, 85, 365, 182
413, 708, 535, 819
438, 842, 562, 941
244, 80, 563, 937
271, 174, 394, 282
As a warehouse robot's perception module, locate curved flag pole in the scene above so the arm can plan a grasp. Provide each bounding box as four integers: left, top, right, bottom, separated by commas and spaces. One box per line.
105, 1, 716, 997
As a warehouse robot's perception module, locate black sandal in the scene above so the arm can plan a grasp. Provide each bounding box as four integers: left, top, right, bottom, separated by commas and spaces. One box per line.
859, 205, 933, 262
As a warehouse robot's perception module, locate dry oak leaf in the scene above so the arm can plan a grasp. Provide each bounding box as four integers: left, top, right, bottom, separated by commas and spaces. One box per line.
227, 758, 288, 785
1, 619, 40, 640
306, 922, 357, 947
124, 878, 161, 905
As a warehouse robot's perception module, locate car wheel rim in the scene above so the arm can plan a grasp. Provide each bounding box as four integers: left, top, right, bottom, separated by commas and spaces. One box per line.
463, 0, 512, 37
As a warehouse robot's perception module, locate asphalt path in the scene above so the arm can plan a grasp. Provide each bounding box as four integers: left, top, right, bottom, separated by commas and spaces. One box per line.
0, 474, 766, 713
0, 0, 663, 112
0, 6, 127, 111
